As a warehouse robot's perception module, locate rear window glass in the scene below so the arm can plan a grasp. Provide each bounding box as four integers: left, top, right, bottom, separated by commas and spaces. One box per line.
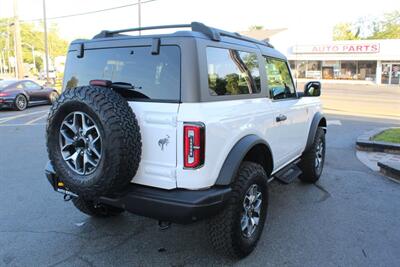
207, 47, 260, 96
63, 46, 181, 101
0, 80, 16, 89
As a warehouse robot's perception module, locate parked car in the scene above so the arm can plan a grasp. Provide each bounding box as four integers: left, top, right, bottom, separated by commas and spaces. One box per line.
44, 22, 326, 258
0, 79, 59, 111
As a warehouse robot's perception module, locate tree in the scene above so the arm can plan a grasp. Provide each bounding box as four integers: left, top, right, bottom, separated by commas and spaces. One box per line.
333, 10, 400, 40
369, 10, 400, 39
0, 18, 68, 73
333, 23, 360, 41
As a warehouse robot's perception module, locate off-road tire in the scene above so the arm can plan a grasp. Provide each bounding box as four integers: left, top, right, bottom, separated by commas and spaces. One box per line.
208, 161, 268, 258
46, 86, 142, 198
72, 197, 124, 217
298, 127, 325, 183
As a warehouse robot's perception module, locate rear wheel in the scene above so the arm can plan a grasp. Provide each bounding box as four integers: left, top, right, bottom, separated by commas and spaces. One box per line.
208, 162, 268, 258
72, 197, 124, 217
14, 95, 27, 111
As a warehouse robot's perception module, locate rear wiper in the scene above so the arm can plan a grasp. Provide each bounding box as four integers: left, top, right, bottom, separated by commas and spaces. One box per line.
89, 79, 149, 99
89, 80, 142, 90
111, 82, 142, 90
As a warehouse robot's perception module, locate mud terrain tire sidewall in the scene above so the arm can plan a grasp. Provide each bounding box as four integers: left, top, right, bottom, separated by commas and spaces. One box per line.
46, 86, 142, 198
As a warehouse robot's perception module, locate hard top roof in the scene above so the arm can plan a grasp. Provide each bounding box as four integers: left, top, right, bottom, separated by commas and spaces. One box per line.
70, 22, 286, 60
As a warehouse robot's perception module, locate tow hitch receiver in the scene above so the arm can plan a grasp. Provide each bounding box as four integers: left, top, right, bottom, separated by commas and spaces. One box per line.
45, 161, 78, 199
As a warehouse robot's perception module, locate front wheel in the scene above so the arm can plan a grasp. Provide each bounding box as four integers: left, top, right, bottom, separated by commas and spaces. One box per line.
208, 162, 268, 258
298, 127, 326, 183
48, 91, 59, 104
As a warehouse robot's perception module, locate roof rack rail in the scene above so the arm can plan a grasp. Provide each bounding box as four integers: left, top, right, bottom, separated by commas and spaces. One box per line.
92, 22, 274, 48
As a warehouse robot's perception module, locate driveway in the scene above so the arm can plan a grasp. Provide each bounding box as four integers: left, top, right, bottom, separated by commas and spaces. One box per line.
0, 106, 399, 266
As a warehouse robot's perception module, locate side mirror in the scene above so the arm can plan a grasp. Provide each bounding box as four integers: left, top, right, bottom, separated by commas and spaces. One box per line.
304, 81, 321, 97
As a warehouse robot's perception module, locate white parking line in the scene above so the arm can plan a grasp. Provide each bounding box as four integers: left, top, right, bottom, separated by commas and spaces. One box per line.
25, 114, 48, 125
0, 123, 46, 127
327, 120, 342, 126
0, 110, 48, 124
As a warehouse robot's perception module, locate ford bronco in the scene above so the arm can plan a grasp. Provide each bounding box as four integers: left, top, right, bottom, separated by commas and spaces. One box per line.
45, 22, 326, 258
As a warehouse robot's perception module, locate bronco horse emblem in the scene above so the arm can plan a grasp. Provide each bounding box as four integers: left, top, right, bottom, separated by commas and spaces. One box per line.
158, 135, 170, 151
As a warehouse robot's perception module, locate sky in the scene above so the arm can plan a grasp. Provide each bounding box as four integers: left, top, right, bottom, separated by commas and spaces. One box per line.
1, 0, 400, 43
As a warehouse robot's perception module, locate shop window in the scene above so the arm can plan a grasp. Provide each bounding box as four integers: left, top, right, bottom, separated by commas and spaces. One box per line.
358, 61, 376, 81
322, 61, 340, 79
340, 61, 357, 79
306, 61, 321, 79
296, 61, 306, 78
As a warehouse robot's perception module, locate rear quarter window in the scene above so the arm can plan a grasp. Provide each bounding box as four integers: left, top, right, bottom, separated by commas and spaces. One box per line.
206, 47, 261, 96
63, 46, 181, 102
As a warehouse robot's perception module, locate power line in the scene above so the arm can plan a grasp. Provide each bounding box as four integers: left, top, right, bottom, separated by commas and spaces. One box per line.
20, 0, 158, 22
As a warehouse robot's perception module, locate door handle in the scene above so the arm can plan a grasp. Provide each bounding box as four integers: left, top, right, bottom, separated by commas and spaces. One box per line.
276, 114, 287, 122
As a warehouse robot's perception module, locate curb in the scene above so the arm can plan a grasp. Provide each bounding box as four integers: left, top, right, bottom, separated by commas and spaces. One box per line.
356, 127, 400, 155
378, 161, 400, 182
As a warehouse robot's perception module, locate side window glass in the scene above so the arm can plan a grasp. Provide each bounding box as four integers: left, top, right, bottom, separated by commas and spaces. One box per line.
264, 57, 296, 100
16, 83, 24, 89
23, 81, 41, 90
207, 47, 260, 96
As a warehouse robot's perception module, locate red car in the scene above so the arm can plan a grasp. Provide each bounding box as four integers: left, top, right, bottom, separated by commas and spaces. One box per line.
0, 79, 59, 111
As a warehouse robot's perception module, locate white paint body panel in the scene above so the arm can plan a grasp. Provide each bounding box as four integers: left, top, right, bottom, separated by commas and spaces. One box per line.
176, 97, 320, 189
128, 97, 321, 190
128, 102, 179, 189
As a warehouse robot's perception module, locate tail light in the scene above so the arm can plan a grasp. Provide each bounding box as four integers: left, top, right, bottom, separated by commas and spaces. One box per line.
0, 92, 9, 97
184, 123, 205, 169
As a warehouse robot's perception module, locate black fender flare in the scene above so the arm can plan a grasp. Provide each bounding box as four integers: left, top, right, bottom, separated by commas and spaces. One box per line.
305, 112, 326, 152
215, 135, 273, 186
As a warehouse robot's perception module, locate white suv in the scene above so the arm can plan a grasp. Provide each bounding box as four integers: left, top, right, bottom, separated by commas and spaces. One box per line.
45, 22, 326, 258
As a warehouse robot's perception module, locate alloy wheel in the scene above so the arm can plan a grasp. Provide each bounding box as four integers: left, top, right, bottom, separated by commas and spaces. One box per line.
315, 139, 324, 171
241, 184, 263, 238
49, 92, 58, 103
59, 111, 102, 175
16, 95, 27, 110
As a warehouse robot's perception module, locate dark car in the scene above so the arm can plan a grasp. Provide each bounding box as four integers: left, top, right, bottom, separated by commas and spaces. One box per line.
0, 79, 59, 111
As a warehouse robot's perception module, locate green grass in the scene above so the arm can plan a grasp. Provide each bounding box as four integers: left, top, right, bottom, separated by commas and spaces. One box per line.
373, 128, 400, 144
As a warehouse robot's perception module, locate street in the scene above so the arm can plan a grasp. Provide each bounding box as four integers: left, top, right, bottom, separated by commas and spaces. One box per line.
310, 82, 399, 120
1, 93, 400, 266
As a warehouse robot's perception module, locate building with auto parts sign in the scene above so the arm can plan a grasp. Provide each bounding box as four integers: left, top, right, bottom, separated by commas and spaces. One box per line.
240, 29, 400, 85
288, 40, 400, 85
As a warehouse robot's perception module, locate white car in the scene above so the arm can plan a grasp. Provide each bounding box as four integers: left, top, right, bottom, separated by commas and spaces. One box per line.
45, 22, 326, 258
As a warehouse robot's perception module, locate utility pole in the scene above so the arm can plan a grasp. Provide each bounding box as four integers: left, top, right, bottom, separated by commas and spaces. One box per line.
13, 0, 24, 79
6, 19, 11, 75
43, 0, 50, 83
138, 0, 142, 35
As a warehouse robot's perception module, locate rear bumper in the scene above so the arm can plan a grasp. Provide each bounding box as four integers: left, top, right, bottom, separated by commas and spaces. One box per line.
0, 98, 14, 108
45, 162, 231, 224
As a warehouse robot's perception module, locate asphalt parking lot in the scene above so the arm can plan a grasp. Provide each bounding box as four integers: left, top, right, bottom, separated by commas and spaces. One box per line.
1, 104, 400, 266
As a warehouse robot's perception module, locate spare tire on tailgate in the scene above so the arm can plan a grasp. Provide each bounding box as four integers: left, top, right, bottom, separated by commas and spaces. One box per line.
46, 86, 142, 198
